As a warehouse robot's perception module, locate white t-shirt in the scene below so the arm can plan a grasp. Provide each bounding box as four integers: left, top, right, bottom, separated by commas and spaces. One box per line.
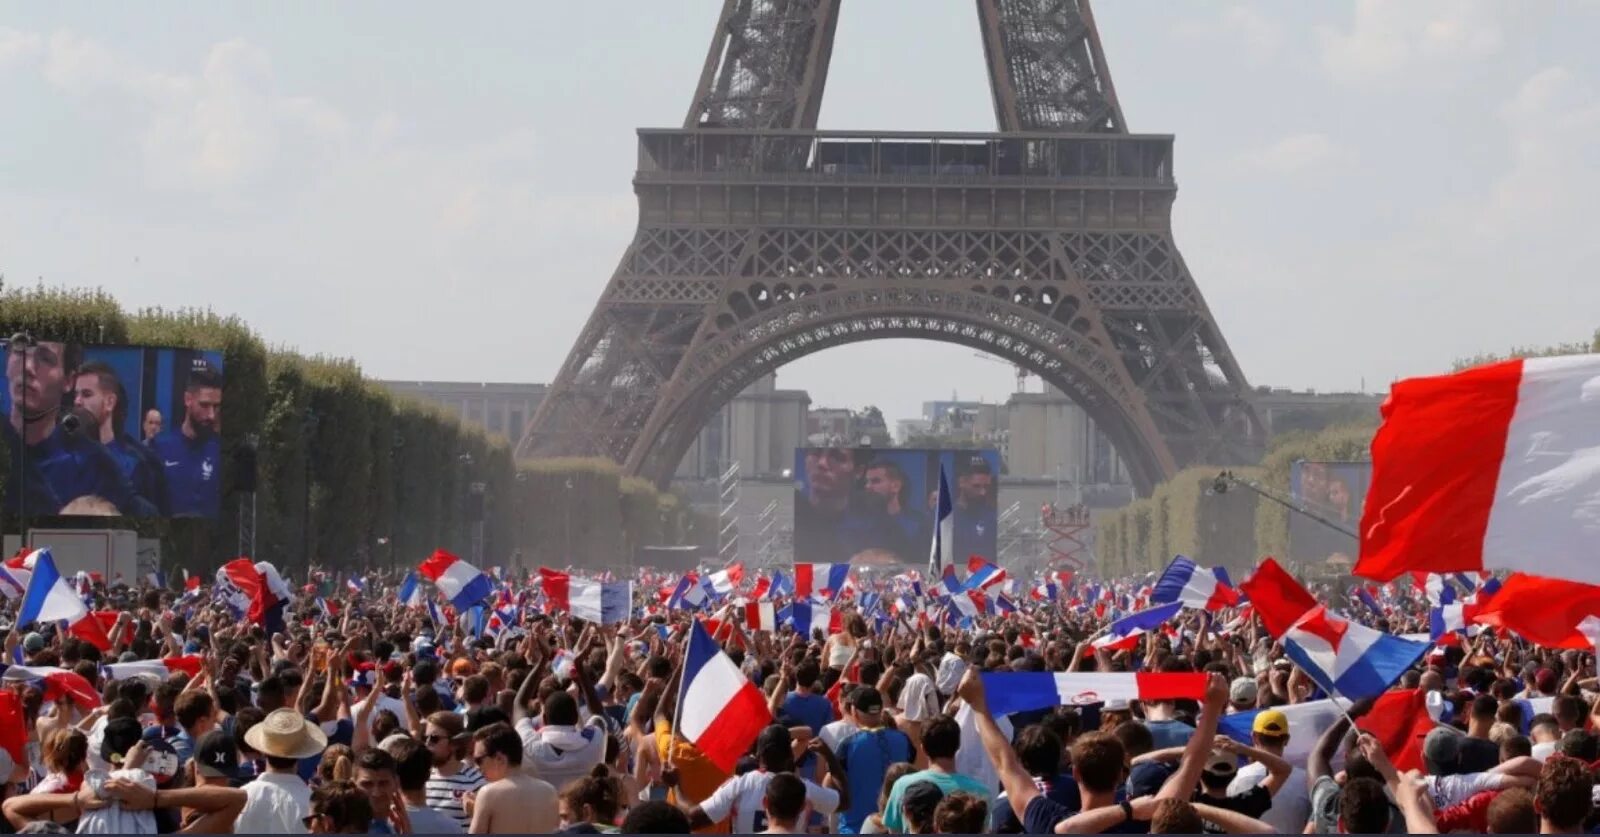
698, 770, 839, 834
819, 718, 860, 754
900, 672, 939, 722
237, 771, 313, 834
515, 717, 608, 792
1532, 740, 1557, 762
1230, 761, 1311, 834
365, 692, 413, 731
936, 653, 967, 696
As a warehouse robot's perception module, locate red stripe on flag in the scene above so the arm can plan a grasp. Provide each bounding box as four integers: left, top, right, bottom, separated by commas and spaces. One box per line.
693, 683, 773, 774
1239, 558, 1318, 639
1472, 572, 1600, 650
1356, 688, 1431, 772
1132, 672, 1210, 701
1354, 360, 1522, 582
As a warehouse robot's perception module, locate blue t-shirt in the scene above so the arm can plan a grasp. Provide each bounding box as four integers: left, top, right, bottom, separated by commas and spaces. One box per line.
952, 504, 998, 562
107, 435, 164, 516
836, 727, 915, 833
1145, 718, 1195, 749
783, 691, 834, 775
299, 712, 354, 782
2, 423, 140, 514
150, 428, 221, 517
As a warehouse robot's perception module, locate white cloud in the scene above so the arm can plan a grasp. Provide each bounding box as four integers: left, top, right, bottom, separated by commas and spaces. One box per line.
1234, 132, 1344, 175
1318, 0, 1505, 82
0, 27, 42, 66
1174, 5, 1283, 63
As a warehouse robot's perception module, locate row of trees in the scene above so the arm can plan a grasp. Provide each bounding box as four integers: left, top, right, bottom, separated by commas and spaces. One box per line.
1096, 328, 1600, 579
0, 282, 708, 577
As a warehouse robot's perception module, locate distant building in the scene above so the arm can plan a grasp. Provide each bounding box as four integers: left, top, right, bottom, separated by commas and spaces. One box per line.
806, 408, 855, 444
379, 380, 548, 447
1005, 385, 1128, 485
678, 373, 811, 480
1251, 388, 1383, 437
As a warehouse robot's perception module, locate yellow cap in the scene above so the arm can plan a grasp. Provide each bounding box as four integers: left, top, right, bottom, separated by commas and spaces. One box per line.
1252, 709, 1289, 736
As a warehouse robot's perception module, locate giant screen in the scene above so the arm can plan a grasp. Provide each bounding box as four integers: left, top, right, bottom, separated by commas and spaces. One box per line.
1288, 460, 1370, 565
3, 338, 226, 519
792, 447, 1001, 566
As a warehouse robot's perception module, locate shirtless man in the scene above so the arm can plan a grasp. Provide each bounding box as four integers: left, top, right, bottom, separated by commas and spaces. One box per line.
467, 722, 556, 834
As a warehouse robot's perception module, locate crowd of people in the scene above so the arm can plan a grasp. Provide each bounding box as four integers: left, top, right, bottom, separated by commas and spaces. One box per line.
0, 560, 1591, 835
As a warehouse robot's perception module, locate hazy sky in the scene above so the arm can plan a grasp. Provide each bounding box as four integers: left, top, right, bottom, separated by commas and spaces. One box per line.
3, 2, 1597, 429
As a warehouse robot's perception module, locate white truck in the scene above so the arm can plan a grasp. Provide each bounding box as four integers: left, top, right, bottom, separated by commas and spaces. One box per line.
2, 528, 151, 583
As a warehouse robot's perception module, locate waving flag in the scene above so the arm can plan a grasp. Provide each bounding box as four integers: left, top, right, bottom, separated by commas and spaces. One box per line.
705, 563, 743, 597
794, 563, 850, 599
1239, 558, 1320, 638
963, 557, 1007, 591
787, 600, 837, 637
1092, 601, 1184, 652
1472, 573, 1600, 649
346, 576, 366, 596
1151, 556, 1240, 611
540, 568, 632, 624
929, 466, 953, 577
419, 550, 493, 610
396, 572, 425, 608
1430, 577, 1501, 640
1220, 698, 1352, 767
744, 601, 779, 632
1283, 605, 1429, 700
0, 548, 40, 600
1355, 355, 1600, 584
17, 550, 109, 651
1031, 582, 1059, 602
667, 574, 708, 610
424, 599, 446, 629
0, 666, 101, 712
677, 620, 773, 772
978, 671, 1209, 716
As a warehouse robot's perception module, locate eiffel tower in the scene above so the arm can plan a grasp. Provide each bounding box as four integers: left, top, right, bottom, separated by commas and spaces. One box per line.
517, 0, 1263, 495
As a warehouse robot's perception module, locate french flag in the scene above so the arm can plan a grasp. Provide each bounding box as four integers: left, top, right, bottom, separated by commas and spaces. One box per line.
744, 601, 779, 632
346, 576, 366, 596
1283, 605, 1429, 701
979, 671, 1210, 716
0, 665, 102, 711
18, 549, 111, 651
1092, 601, 1184, 652
396, 572, 425, 608
1355, 354, 1600, 584
705, 563, 743, 598
1239, 557, 1320, 638
425, 599, 447, 629
1150, 556, 1239, 611
102, 656, 204, 683
220, 558, 293, 635
0, 548, 40, 599
667, 574, 708, 610
539, 568, 632, 624
963, 557, 1007, 591
1031, 582, 1058, 602
787, 600, 837, 637
676, 620, 773, 772
929, 465, 953, 577
418, 550, 493, 611
1430, 577, 1501, 641
1472, 573, 1600, 649
794, 563, 850, 600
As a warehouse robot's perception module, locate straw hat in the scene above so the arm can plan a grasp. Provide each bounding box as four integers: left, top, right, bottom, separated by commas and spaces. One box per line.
245, 708, 329, 760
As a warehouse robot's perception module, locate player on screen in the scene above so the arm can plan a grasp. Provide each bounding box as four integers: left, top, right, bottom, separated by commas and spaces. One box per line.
72, 361, 165, 516
142, 407, 163, 443
3, 340, 142, 515
150, 364, 223, 518
952, 453, 998, 563
852, 458, 929, 562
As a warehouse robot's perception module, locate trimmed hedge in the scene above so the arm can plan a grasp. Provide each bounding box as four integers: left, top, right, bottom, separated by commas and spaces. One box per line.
1, 283, 702, 575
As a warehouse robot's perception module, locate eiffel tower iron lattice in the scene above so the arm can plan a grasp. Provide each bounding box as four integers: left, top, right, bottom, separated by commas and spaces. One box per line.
517, 0, 1263, 495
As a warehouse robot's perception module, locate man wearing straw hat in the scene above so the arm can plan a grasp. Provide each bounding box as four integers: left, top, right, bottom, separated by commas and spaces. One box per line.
235, 708, 328, 833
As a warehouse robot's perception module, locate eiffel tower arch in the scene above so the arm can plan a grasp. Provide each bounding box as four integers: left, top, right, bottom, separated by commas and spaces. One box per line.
517, 0, 1263, 495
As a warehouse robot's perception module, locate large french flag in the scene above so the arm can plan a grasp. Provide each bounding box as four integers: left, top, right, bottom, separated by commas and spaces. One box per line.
793, 563, 849, 599
18, 550, 109, 652
419, 550, 493, 610
744, 601, 780, 632
1092, 601, 1184, 652
978, 671, 1209, 716
0, 665, 102, 711
928, 466, 953, 577
705, 563, 743, 598
1150, 556, 1240, 611
1283, 605, 1429, 700
787, 600, 837, 637
1355, 355, 1600, 583
1239, 557, 1320, 638
677, 620, 773, 772
667, 574, 708, 610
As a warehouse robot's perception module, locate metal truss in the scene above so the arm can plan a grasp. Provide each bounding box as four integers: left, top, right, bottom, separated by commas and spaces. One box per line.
519, 0, 1263, 497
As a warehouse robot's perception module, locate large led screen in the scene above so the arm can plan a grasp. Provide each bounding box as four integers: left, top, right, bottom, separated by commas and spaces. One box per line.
1288, 460, 1370, 565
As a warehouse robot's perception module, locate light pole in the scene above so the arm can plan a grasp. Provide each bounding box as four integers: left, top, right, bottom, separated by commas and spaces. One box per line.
563, 477, 574, 563
7, 332, 34, 542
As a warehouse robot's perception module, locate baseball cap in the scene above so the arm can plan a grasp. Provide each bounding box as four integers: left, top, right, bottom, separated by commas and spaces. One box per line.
1423, 725, 1464, 775
1202, 750, 1238, 780
140, 738, 180, 787
194, 729, 240, 780
1252, 709, 1289, 737
1229, 677, 1258, 706
22, 633, 44, 654
101, 718, 144, 767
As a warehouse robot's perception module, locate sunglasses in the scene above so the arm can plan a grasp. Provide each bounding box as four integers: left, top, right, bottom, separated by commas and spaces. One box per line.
424, 734, 448, 745
302, 813, 324, 828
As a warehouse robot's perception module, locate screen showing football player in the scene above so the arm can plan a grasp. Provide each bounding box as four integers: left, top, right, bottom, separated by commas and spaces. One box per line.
4, 340, 141, 515
951, 454, 997, 562
72, 361, 164, 516
794, 446, 862, 563
151, 363, 223, 518
856, 458, 929, 561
